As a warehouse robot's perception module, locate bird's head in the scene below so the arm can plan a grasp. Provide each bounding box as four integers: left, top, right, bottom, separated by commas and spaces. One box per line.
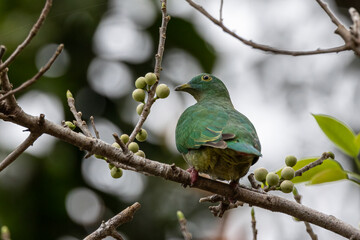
175, 73, 232, 103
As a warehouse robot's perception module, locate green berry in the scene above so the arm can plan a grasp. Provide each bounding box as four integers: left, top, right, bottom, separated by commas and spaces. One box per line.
254, 167, 268, 182
108, 163, 115, 170
136, 129, 148, 142
112, 142, 121, 148
66, 90, 73, 99
120, 134, 129, 144
65, 121, 76, 130
128, 142, 139, 153
135, 150, 146, 158
136, 103, 144, 115
266, 172, 279, 186
327, 151, 335, 159
111, 167, 123, 179
135, 77, 147, 89
132, 89, 146, 102
285, 155, 297, 167
281, 166, 295, 180
280, 180, 294, 193
145, 72, 157, 86
156, 84, 170, 99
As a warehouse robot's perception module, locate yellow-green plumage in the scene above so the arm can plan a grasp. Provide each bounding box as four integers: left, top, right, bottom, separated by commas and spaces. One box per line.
175, 74, 261, 182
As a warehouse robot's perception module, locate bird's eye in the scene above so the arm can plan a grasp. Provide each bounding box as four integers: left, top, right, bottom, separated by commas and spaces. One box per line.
201, 75, 212, 81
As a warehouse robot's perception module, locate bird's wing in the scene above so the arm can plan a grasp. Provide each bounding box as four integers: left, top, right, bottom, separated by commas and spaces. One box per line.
224, 110, 262, 157
175, 105, 229, 154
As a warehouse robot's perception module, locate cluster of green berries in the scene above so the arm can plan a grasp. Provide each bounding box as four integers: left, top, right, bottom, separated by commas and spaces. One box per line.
254, 155, 297, 193
133, 72, 170, 115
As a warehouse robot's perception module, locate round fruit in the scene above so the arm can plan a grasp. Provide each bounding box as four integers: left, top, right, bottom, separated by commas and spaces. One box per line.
112, 142, 121, 148
108, 163, 115, 170
145, 72, 157, 86
280, 180, 294, 193
156, 84, 170, 99
128, 142, 139, 153
266, 172, 279, 186
285, 155, 297, 167
136, 129, 148, 142
120, 134, 129, 144
136, 103, 144, 115
132, 89, 146, 102
254, 167, 268, 182
281, 166, 295, 180
135, 150, 146, 158
111, 167, 123, 179
135, 77, 147, 89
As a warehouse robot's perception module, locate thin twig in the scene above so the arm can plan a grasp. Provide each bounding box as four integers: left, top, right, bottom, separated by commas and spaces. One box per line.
219, 0, 224, 23
295, 152, 330, 177
84, 202, 141, 240
177, 211, 192, 240
314, 0, 344, 28
67, 95, 92, 137
90, 116, 100, 139
185, 0, 351, 56
112, 133, 128, 153
0, 69, 18, 109
0, 44, 64, 102
0, 46, 6, 60
127, 0, 170, 146
293, 188, 318, 240
248, 173, 261, 189
0, 131, 42, 172
0, 0, 53, 71
251, 207, 258, 240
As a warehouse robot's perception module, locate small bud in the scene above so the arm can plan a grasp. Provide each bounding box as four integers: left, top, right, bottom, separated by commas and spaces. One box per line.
111, 167, 123, 179
94, 154, 106, 160
266, 172, 279, 186
135, 150, 146, 158
120, 134, 129, 144
254, 167, 268, 182
108, 163, 115, 170
136, 129, 148, 142
285, 155, 297, 167
65, 121, 76, 130
327, 151, 335, 159
112, 142, 121, 148
128, 142, 139, 153
145, 72, 157, 86
66, 90, 73, 99
135, 77, 147, 89
251, 207, 255, 217
281, 166, 295, 180
132, 89, 146, 102
176, 210, 185, 221
136, 103, 144, 115
280, 180, 294, 193
156, 84, 170, 99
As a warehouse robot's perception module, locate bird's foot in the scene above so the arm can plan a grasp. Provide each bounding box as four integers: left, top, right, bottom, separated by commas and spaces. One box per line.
228, 179, 240, 203
187, 167, 198, 186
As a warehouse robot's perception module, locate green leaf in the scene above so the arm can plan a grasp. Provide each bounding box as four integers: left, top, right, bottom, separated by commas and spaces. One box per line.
312, 114, 358, 157
308, 168, 348, 185
355, 133, 360, 149
276, 157, 347, 184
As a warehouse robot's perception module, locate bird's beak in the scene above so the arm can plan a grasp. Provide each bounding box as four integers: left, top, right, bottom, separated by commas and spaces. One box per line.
174, 83, 191, 91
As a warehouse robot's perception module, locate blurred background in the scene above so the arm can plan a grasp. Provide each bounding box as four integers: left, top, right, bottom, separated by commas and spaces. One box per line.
0, 0, 359, 239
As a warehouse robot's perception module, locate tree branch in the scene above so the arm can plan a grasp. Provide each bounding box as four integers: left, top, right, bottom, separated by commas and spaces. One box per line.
185, 0, 351, 56
127, 0, 170, 145
295, 152, 330, 177
0, 44, 64, 102
0, 0, 53, 71
84, 202, 141, 240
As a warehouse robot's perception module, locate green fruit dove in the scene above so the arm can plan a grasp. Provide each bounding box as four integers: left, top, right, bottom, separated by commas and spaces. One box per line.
175, 73, 261, 185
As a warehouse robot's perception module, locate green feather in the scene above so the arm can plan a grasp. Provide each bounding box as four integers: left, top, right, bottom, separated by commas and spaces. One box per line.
175, 74, 262, 181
